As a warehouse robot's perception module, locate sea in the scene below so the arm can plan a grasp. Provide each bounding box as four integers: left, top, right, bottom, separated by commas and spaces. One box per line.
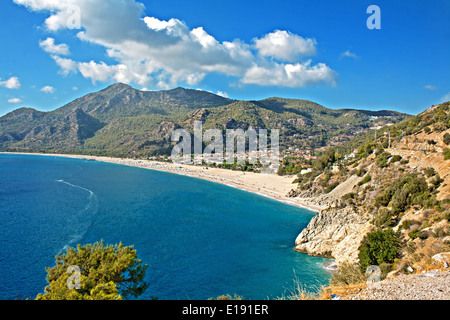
0, 153, 332, 300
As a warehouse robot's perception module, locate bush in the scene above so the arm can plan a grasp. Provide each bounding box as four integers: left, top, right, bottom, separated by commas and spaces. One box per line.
399, 219, 420, 231
408, 228, 430, 240
430, 174, 443, 188
444, 148, 450, 160
400, 159, 409, 165
373, 208, 394, 228
417, 230, 430, 240
374, 173, 430, 215
277, 166, 286, 176
424, 167, 436, 177
358, 174, 372, 186
356, 168, 367, 177
375, 151, 391, 168
341, 192, 357, 201
375, 186, 395, 208
330, 262, 365, 286
390, 155, 402, 163
408, 228, 420, 239
325, 181, 339, 193
358, 229, 403, 272
444, 133, 450, 145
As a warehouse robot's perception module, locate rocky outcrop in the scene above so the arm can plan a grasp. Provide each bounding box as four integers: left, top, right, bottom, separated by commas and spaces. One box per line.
294, 206, 371, 265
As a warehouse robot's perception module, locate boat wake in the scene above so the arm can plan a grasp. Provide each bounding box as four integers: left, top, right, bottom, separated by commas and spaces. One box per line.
55, 180, 99, 252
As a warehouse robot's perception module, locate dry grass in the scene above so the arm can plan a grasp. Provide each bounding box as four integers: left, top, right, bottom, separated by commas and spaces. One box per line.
329, 262, 366, 286
277, 270, 325, 300
278, 267, 369, 300
319, 282, 367, 300
408, 237, 450, 269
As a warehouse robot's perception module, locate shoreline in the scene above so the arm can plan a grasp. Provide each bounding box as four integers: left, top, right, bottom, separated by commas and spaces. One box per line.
1, 152, 326, 213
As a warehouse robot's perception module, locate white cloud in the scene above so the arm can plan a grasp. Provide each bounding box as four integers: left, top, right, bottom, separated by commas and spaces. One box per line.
51, 55, 77, 75
242, 61, 337, 88
340, 50, 359, 60
216, 91, 229, 98
254, 30, 317, 62
441, 92, 450, 102
0, 76, 21, 89
77, 61, 117, 83
14, 0, 337, 89
424, 85, 437, 90
40, 85, 56, 94
39, 37, 70, 55
8, 98, 23, 104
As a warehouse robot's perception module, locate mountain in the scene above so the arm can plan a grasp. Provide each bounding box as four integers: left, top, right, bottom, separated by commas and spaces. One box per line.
0, 83, 409, 157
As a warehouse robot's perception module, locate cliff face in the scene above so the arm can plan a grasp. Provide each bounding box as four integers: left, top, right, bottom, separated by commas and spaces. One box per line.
291, 102, 450, 268
294, 207, 371, 264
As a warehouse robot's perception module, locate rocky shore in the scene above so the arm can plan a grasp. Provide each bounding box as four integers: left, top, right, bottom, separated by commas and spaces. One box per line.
294, 206, 371, 264
340, 270, 450, 300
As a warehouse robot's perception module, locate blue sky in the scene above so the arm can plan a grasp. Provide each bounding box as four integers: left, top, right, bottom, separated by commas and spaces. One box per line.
0, 0, 449, 116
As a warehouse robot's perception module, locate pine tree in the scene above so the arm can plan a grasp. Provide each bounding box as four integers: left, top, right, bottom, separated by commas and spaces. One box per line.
36, 240, 149, 300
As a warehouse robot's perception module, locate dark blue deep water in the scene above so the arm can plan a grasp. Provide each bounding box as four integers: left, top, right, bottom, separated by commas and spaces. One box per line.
0, 153, 331, 300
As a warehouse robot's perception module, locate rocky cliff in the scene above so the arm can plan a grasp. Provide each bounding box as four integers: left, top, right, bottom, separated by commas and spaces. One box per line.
294, 206, 372, 264
291, 102, 450, 271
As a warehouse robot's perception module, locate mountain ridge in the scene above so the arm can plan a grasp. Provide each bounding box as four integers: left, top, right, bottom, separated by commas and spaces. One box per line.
0, 83, 409, 157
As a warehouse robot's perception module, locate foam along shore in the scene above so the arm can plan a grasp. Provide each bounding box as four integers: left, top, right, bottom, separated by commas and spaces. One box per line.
2, 152, 326, 213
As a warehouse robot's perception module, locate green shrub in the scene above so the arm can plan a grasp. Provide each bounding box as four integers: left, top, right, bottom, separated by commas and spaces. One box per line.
277, 166, 286, 176
356, 168, 367, 177
444, 148, 450, 160
408, 228, 430, 240
408, 228, 420, 239
400, 159, 409, 165
373, 208, 394, 228
417, 230, 430, 240
325, 181, 339, 193
444, 133, 450, 145
375, 147, 385, 156
358, 174, 372, 186
374, 173, 430, 214
375, 151, 391, 168
341, 192, 357, 201
390, 155, 402, 163
430, 174, 443, 188
358, 229, 403, 272
424, 167, 436, 177
375, 186, 395, 208
399, 219, 420, 231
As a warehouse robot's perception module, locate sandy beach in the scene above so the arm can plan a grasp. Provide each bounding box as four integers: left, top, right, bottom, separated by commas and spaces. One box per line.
2, 152, 325, 213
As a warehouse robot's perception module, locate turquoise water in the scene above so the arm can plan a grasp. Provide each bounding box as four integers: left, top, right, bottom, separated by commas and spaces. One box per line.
0, 153, 331, 300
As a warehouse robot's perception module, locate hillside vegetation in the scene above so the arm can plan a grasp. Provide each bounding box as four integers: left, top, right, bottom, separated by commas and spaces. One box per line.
291, 101, 450, 298
0, 83, 408, 157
